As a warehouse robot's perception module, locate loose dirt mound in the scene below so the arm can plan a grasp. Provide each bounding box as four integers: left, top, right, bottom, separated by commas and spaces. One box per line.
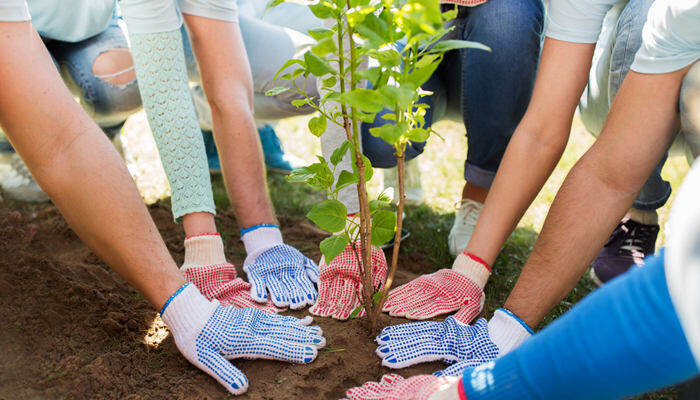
0, 202, 443, 400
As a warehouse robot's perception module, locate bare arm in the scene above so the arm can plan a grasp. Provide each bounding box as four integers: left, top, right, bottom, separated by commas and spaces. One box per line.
183, 15, 276, 228
0, 21, 184, 309
464, 38, 595, 265
505, 67, 690, 328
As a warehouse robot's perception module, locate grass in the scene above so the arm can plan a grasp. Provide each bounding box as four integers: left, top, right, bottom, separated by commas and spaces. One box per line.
122, 110, 689, 399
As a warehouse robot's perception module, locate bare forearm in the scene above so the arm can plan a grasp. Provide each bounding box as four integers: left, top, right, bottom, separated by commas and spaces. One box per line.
465, 38, 595, 265
505, 69, 688, 328
465, 120, 569, 265
184, 14, 276, 228
0, 22, 184, 309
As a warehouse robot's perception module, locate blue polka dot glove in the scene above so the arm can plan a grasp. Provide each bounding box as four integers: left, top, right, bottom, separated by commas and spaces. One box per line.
242, 226, 319, 309
160, 284, 326, 395
375, 309, 532, 370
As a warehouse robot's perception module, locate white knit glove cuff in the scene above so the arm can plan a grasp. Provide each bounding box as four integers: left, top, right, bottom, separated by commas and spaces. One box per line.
487, 308, 533, 356
242, 226, 284, 264
181, 234, 227, 272
452, 253, 491, 290
160, 284, 218, 350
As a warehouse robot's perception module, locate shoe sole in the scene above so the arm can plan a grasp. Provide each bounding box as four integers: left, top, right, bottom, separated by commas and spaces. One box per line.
588, 267, 605, 287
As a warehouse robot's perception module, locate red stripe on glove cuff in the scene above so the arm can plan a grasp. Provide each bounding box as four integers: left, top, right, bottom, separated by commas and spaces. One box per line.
458, 378, 469, 400
462, 252, 491, 272
185, 232, 221, 240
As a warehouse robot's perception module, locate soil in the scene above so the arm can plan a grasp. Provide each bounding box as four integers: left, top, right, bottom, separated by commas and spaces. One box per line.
0, 201, 444, 400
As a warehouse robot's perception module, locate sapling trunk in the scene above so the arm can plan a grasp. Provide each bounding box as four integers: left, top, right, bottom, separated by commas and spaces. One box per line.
374, 149, 405, 320
336, 10, 377, 329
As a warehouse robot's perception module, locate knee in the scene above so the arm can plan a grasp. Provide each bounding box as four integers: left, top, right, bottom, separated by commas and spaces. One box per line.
469, 0, 544, 49
92, 47, 136, 86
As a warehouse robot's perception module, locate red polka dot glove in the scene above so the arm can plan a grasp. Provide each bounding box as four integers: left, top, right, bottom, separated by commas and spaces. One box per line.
343, 374, 463, 400
382, 253, 490, 323
309, 242, 387, 320
181, 233, 281, 314
185, 263, 281, 314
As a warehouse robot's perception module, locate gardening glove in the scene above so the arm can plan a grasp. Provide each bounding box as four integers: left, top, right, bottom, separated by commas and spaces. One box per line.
344, 373, 462, 400
309, 241, 388, 320
375, 309, 532, 369
160, 283, 326, 395
181, 234, 281, 313
382, 253, 489, 323
242, 225, 319, 309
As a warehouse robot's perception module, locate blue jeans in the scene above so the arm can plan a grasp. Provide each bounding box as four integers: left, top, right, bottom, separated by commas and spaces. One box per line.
580, 0, 670, 211
0, 13, 140, 153
361, 0, 544, 189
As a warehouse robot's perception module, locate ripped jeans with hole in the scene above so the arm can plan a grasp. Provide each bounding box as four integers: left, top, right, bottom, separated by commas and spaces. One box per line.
0, 13, 141, 153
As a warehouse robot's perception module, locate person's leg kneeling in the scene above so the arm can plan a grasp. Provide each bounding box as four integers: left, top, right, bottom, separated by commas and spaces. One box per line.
53, 22, 141, 138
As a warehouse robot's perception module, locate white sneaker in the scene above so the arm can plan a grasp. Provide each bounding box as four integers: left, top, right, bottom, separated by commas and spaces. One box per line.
448, 199, 483, 258
0, 153, 49, 202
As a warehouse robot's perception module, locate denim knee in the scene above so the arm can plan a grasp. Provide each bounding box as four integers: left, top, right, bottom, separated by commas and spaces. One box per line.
52, 22, 141, 130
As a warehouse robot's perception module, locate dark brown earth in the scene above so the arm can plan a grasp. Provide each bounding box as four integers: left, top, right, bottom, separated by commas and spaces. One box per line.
0, 202, 444, 400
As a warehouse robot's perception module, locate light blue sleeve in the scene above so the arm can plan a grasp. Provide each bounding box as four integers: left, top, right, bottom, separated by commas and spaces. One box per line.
461, 251, 700, 400
179, 0, 238, 23
118, 0, 237, 35
0, 0, 30, 21
632, 0, 700, 73
119, 0, 182, 34
545, 0, 619, 43
27, 0, 115, 42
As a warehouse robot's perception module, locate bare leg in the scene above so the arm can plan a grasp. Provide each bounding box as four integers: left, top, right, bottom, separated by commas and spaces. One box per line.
461, 182, 489, 204
0, 22, 184, 309
184, 15, 276, 228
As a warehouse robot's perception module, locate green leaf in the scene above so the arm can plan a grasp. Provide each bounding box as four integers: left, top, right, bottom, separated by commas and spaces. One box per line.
291, 98, 311, 107
429, 40, 491, 54
348, 304, 363, 319
381, 113, 397, 121
307, 28, 334, 41
441, 7, 458, 21
369, 121, 408, 145
330, 141, 351, 165
264, 0, 285, 14
273, 58, 305, 83
336, 170, 357, 190
312, 37, 338, 57
308, 2, 333, 19
369, 199, 391, 213
354, 67, 382, 85
406, 128, 430, 142
356, 111, 377, 124
320, 232, 350, 263
372, 291, 383, 303
321, 76, 337, 88
378, 86, 416, 110
356, 13, 390, 48
372, 48, 402, 67
371, 209, 397, 245
287, 166, 316, 183
308, 115, 327, 137
265, 86, 289, 97
362, 154, 373, 181
377, 188, 393, 203
307, 199, 347, 233
304, 51, 335, 76
405, 54, 441, 88
305, 161, 334, 191
339, 89, 384, 113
